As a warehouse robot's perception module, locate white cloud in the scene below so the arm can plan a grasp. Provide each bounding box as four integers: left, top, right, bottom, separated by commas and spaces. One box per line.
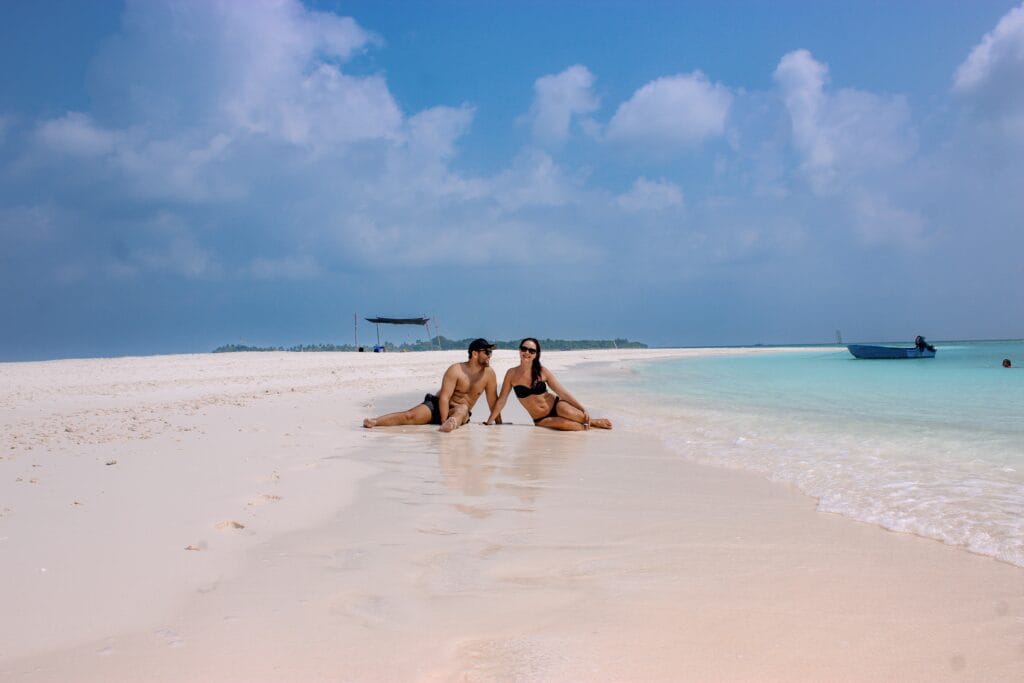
525, 65, 599, 145
405, 105, 476, 161
20, 8, 379, 200
88, 0, 399, 146
852, 194, 928, 247
242, 255, 322, 280
25, 1, 408, 206
952, 3, 1024, 138
130, 235, 219, 279
116, 212, 221, 279
90, 0, 390, 139
35, 113, 120, 157
343, 212, 599, 268
605, 72, 732, 146
953, 3, 1024, 92
279, 65, 402, 147
493, 150, 577, 210
616, 177, 684, 211
774, 49, 915, 194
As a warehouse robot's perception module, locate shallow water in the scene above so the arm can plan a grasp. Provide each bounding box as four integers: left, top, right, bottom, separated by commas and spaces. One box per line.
603, 341, 1024, 566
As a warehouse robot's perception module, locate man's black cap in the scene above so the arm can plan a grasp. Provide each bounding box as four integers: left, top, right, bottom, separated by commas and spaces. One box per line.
468, 338, 497, 353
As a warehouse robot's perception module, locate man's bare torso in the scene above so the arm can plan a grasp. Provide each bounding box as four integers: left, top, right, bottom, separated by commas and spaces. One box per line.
445, 361, 490, 408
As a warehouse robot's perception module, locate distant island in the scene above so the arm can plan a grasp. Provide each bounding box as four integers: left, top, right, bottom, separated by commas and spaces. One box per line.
213, 336, 647, 353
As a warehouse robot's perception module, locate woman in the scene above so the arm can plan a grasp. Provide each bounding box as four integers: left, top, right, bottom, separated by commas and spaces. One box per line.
485, 338, 612, 431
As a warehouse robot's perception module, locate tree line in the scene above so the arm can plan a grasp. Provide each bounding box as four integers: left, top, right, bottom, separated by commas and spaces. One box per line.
213, 336, 647, 353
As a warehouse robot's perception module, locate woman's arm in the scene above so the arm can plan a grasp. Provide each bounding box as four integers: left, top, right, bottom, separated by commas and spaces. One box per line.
485, 369, 514, 424
543, 369, 588, 418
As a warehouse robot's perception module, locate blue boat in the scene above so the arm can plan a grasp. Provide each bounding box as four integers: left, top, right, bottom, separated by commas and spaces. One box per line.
848, 336, 936, 359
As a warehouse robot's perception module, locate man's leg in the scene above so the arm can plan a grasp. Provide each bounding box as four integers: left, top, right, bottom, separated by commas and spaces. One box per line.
439, 403, 470, 432
363, 403, 434, 428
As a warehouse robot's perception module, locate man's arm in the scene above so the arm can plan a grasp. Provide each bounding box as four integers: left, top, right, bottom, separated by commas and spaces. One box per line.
485, 368, 513, 424
436, 364, 459, 424
484, 368, 502, 424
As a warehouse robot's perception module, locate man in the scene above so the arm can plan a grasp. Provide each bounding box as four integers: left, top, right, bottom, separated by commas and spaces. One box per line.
362, 338, 501, 432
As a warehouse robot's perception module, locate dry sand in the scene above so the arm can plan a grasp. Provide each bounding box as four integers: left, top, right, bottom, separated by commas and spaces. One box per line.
1, 349, 1022, 681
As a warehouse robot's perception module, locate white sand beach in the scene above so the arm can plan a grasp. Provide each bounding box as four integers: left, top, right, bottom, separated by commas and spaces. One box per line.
1, 349, 1022, 681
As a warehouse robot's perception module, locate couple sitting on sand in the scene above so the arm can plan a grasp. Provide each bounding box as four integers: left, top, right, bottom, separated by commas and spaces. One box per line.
363, 338, 612, 432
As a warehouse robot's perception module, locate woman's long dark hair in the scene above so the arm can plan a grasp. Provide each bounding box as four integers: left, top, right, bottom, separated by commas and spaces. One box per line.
521, 337, 542, 386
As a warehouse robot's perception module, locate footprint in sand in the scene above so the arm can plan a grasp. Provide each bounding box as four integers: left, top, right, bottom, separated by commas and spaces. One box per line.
329, 593, 397, 625
214, 520, 245, 530
155, 628, 185, 648
251, 493, 282, 505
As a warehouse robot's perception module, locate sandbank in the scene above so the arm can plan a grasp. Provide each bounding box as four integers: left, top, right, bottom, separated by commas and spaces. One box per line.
1, 349, 1021, 681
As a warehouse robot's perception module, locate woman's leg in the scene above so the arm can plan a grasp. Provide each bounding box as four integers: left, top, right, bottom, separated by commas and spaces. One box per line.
534, 416, 588, 431
553, 399, 613, 429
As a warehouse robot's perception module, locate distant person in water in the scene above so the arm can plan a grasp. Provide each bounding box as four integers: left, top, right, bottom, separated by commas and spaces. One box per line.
484, 337, 612, 431
1003, 358, 1012, 368
363, 338, 501, 432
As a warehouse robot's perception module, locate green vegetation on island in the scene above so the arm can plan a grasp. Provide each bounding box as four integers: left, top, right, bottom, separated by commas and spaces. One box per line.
213, 336, 647, 353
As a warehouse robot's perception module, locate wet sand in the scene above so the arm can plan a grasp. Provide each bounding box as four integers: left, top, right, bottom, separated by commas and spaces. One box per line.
1, 350, 1022, 681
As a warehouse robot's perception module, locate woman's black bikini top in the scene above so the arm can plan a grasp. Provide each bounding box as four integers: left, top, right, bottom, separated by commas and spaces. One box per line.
513, 380, 547, 398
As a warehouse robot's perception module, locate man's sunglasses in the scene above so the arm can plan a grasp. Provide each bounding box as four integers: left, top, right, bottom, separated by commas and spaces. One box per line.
519, 346, 538, 354
478, 348, 493, 356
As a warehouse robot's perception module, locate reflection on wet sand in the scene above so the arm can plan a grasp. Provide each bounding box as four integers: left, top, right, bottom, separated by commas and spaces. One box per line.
436, 423, 585, 514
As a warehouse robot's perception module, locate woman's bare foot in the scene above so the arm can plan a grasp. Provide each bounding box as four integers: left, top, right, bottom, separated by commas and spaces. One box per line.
362, 418, 377, 429
439, 417, 459, 432
590, 418, 612, 429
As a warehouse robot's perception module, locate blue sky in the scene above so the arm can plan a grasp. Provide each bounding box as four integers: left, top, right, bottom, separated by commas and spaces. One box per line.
2, 1, 1023, 360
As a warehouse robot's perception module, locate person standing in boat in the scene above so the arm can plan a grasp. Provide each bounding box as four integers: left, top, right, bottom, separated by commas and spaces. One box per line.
915, 335, 935, 352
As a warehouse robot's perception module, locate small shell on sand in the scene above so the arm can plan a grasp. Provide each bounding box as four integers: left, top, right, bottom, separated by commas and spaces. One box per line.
184, 544, 203, 551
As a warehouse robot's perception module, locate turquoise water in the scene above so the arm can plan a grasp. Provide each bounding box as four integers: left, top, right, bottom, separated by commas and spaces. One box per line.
613, 341, 1024, 566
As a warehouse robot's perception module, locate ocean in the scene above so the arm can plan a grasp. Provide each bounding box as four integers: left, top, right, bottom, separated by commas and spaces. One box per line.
607, 341, 1024, 566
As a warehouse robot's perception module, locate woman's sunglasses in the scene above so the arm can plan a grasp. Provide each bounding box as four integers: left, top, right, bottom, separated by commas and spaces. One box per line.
519, 346, 538, 354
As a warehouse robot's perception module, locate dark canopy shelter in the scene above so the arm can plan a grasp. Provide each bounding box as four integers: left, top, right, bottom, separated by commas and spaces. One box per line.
365, 317, 429, 325
363, 316, 435, 349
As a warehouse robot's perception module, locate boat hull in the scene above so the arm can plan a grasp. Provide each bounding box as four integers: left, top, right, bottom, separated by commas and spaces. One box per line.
847, 344, 936, 359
